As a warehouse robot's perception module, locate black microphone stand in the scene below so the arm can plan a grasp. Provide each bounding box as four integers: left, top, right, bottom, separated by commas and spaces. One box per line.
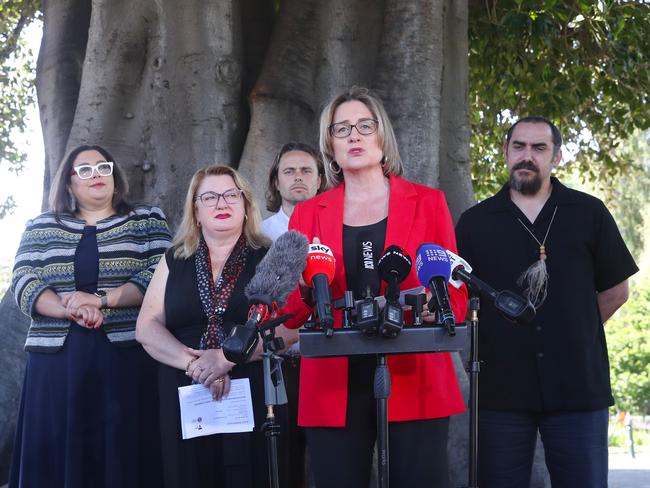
307, 292, 466, 488
452, 265, 535, 488
375, 353, 391, 488
258, 318, 290, 488
466, 294, 480, 488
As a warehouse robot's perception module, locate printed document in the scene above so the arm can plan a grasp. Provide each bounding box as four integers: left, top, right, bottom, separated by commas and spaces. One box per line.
178, 378, 255, 439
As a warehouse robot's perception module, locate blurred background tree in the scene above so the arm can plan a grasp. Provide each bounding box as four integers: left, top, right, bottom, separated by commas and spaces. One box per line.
0, 0, 40, 217
469, 0, 650, 199
607, 276, 650, 415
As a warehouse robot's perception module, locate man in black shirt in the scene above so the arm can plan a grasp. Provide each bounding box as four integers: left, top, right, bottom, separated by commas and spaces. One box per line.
456, 116, 638, 488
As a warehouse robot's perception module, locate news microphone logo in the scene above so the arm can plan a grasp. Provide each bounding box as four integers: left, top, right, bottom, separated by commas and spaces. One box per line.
415, 243, 456, 336
377, 245, 412, 337
303, 243, 336, 336
303, 244, 336, 284
308, 243, 334, 256
415, 246, 449, 279
361, 240, 375, 270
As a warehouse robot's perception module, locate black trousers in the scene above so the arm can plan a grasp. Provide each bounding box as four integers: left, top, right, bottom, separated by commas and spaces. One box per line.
305, 356, 451, 488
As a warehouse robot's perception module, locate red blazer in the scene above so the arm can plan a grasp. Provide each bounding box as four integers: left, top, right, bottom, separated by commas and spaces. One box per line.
284, 175, 467, 427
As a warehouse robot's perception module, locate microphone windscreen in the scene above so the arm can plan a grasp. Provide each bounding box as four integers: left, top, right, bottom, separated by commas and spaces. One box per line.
377, 245, 412, 283
245, 230, 309, 306
415, 243, 452, 287
303, 243, 336, 286
357, 232, 380, 298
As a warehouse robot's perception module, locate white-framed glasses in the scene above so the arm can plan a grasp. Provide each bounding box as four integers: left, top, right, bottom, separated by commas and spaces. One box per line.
195, 189, 244, 207
71, 161, 114, 180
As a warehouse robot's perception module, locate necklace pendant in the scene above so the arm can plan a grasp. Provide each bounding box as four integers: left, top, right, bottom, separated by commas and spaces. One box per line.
539, 245, 547, 261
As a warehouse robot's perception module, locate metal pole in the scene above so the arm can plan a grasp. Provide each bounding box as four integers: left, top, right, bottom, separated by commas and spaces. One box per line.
468, 296, 481, 487
375, 354, 391, 488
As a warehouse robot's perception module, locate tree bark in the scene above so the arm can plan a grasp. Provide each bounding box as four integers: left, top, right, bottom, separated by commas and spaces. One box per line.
36, 0, 92, 208
0, 293, 29, 483
238, 0, 385, 205
238, 0, 323, 198
438, 0, 475, 221
142, 0, 246, 226
374, 0, 444, 186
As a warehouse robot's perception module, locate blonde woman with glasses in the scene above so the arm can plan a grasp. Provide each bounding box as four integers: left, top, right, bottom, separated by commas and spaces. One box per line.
137, 164, 295, 488
281, 87, 468, 488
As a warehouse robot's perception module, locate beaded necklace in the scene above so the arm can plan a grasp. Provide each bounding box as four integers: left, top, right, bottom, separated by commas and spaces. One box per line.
515, 205, 558, 308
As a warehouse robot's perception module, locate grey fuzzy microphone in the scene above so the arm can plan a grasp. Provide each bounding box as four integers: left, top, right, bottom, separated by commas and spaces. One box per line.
223, 230, 309, 364
245, 230, 309, 307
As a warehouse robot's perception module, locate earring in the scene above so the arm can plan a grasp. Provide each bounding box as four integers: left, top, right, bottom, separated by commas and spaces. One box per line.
244, 214, 248, 221
329, 160, 341, 174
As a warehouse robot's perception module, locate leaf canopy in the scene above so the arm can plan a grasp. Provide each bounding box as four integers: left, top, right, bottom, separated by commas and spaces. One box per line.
469, 0, 650, 199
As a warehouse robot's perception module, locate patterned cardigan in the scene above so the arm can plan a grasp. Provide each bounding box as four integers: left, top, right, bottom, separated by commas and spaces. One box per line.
11, 205, 171, 352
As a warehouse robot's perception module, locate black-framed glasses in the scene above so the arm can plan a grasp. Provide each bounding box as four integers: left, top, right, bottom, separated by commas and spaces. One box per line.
329, 118, 378, 138
71, 161, 114, 179
195, 189, 243, 207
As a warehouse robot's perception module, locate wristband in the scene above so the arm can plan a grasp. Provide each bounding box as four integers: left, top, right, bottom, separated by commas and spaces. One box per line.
185, 357, 198, 373
94, 290, 108, 309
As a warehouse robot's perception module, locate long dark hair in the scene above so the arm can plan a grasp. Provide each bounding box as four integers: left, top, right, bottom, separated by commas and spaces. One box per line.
48, 144, 132, 216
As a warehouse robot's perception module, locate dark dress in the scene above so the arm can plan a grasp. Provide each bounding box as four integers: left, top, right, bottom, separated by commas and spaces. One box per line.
10, 226, 162, 488
158, 246, 287, 488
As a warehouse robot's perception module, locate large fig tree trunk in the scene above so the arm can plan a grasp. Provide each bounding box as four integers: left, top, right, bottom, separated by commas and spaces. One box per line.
0, 0, 481, 485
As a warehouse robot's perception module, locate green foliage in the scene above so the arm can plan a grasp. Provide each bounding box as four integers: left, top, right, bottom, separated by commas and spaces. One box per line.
563, 129, 650, 262
0, 1, 40, 217
563, 131, 650, 414
469, 0, 650, 200
608, 418, 650, 447
594, 131, 650, 262
606, 276, 650, 414
0, 0, 40, 166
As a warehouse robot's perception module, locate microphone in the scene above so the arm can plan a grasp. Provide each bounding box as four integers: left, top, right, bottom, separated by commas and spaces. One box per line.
444, 249, 473, 289
302, 243, 336, 337
222, 231, 309, 364
355, 233, 380, 335
378, 245, 412, 300
377, 245, 412, 337
415, 243, 456, 336
444, 248, 535, 324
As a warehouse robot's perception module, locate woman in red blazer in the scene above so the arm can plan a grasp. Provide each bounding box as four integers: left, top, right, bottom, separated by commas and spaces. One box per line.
283, 87, 467, 488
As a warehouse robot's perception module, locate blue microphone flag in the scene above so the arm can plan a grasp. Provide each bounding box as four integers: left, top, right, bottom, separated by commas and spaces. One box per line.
415, 243, 452, 287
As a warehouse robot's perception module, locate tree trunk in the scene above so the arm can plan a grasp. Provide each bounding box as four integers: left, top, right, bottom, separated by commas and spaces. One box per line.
36, 0, 92, 208
438, 0, 474, 221
0, 1, 478, 485
375, 0, 444, 186
0, 293, 29, 483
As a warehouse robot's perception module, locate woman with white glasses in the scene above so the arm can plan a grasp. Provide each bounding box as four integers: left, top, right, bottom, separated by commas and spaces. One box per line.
9, 144, 171, 488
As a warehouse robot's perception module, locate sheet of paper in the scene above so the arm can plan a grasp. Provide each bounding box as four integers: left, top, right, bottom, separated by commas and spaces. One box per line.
178, 378, 255, 440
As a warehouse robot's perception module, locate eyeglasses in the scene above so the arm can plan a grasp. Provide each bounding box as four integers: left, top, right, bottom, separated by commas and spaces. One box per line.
329, 118, 378, 138
71, 161, 114, 179
195, 189, 243, 207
